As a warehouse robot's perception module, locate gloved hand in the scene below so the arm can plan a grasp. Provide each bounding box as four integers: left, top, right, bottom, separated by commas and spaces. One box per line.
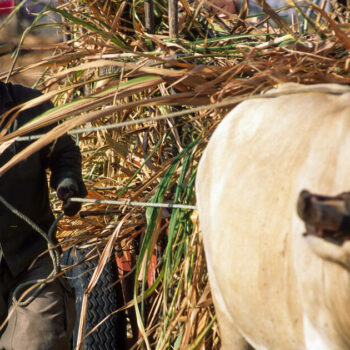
57, 178, 81, 216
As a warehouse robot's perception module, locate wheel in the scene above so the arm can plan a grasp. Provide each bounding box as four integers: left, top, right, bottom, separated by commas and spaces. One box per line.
61, 246, 127, 350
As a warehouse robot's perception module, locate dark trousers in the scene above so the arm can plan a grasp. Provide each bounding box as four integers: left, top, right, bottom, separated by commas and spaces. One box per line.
0, 255, 76, 350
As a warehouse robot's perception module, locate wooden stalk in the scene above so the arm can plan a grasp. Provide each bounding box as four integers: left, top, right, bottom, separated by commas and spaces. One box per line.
168, 0, 178, 38
144, 0, 155, 34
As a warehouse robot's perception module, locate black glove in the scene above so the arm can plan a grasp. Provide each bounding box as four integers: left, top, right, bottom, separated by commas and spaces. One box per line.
57, 178, 81, 216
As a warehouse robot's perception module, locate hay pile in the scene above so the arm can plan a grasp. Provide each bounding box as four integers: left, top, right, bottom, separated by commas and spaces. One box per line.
1, 0, 349, 348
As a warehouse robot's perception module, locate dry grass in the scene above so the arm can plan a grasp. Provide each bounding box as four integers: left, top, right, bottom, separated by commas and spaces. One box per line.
0, 0, 349, 348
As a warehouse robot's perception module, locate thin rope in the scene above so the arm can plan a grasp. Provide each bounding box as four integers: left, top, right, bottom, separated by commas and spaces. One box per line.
69, 197, 197, 210
15, 101, 225, 141
0, 196, 63, 306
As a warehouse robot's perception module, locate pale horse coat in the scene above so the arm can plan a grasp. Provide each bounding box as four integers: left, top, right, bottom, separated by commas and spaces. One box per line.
196, 83, 350, 350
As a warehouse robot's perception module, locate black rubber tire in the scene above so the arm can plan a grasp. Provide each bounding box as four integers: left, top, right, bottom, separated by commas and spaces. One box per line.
61, 246, 127, 350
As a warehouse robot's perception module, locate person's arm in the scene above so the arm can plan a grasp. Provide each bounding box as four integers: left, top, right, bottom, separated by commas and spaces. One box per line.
48, 133, 87, 216
9, 83, 87, 216
33, 99, 87, 216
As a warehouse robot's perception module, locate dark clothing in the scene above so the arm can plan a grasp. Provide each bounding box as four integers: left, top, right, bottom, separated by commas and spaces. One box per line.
0, 82, 85, 349
0, 256, 76, 350
0, 82, 87, 276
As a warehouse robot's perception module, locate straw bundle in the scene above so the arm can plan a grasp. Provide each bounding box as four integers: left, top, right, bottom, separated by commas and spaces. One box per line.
0, 0, 349, 348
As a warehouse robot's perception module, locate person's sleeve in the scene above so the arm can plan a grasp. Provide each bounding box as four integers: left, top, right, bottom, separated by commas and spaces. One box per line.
10, 83, 87, 199
33, 99, 87, 198
47, 133, 87, 198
